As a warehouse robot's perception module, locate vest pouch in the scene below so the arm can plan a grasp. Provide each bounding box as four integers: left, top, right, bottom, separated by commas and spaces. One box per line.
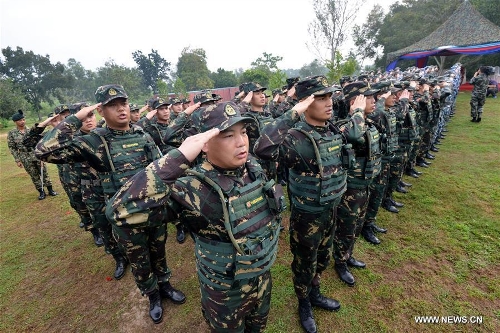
263, 181, 286, 214
342, 144, 355, 169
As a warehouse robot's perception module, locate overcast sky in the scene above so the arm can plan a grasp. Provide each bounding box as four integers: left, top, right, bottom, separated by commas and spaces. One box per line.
1, 0, 395, 72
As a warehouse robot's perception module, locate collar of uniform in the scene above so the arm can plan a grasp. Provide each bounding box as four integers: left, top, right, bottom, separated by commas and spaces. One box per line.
108, 127, 134, 136
206, 159, 245, 177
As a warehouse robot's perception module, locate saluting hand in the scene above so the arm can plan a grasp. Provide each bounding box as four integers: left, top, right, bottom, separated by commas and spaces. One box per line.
243, 91, 253, 104
183, 102, 201, 115
75, 103, 101, 121
38, 114, 59, 128
350, 95, 366, 114
400, 90, 410, 100
291, 95, 315, 115
178, 128, 220, 162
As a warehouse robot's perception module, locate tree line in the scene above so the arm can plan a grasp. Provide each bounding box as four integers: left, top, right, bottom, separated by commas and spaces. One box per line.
1, 0, 498, 120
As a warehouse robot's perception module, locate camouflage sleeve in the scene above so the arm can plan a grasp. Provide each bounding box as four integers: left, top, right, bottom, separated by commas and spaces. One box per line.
274, 97, 297, 118
22, 124, 45, 149
339, 110, 365, 144
34, 115, 88, 164
164, 112, 189, 141
105, 148, 191, 226
7, 131, 21, 163
238, 101, 252, 113
254, 108, 301, 160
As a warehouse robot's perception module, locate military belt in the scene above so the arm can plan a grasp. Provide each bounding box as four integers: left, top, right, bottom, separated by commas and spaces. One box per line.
81, 179, 102, 186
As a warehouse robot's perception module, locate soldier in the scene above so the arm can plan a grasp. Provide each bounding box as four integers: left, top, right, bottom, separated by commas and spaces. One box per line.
7, 110, 57, 200
469, 66, 490, 122
181, 97, 191, 110
362, 82, 401, 245
35, 84, 186, 324
254, 76, 365, 333
268, 86, 287, 118
129, 103, 143, 124
333, 81, 382, 287
107, 101, 284, 332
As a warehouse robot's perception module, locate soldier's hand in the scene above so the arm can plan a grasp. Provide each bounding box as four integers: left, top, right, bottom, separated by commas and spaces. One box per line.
243, 91, 253, 103
381, 91, 392, 100
16, 161, 23, 168
75, 103, 101, 121
38, 114, 58, 128
178, 128, 220, 162
184, 102, 201, 115
292, 95, 315, 115
287, 86, 296, 98
400, 90, 410, 100
146, 109, 157, 120
350, 95, 366, 113
139, 105, 150, 114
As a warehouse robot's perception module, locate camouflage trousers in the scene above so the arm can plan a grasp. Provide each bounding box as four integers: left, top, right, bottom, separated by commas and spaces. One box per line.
19, 155, 52, 191
289, 204, 337, 299
200, 270, 272, 333
365, 159, 391, 221
470, 94, 486, 118
387, 150, 407, 194
333, 183, 371, 264
82, 182, 122, 257
112, 221, 171, 295
417, 126, 432, 158
62, 178, 94, 230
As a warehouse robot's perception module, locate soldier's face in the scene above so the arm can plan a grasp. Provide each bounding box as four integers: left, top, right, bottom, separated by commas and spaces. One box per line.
156, 106, 170, 123
98, 98, 130, 130
130, 111, 140, 123
364, 95, 376, 114
305, 93, 333, 126
171, 103, 183, 114
15, 119, 26, 128
385, 94, 396, 107
203, 122, 249, 169
251, 91, 266, 108
81, 112, 97, 133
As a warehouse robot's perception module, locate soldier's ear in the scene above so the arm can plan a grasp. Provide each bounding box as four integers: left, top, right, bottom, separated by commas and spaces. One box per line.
96, 105, 104, 117
201, 142, 209, 154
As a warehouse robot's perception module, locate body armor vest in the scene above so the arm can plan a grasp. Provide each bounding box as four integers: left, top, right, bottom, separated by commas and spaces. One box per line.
287, 122, 347, 213
86, 128, 161, 199
349, 123, 382, 183
382, 111, 398, 156
187, 167, 283, 289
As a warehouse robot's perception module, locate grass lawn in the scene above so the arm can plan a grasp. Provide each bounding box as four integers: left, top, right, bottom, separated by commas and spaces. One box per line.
0, 91, 499, 332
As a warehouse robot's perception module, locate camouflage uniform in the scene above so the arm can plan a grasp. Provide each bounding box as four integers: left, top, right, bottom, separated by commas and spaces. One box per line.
35, 85, 184, 324
8, 127, 53, 195
255, 76, 363, 332
470, 72, 488, 121
333, 82, 382, 286
107, 102, 283, 332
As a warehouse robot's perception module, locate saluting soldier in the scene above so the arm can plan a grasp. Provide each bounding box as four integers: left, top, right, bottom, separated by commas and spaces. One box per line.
35, 84, 186, 324
107, 101, 284, 332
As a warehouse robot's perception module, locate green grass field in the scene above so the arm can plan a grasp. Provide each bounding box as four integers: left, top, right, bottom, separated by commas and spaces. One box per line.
0, 92, 499, 332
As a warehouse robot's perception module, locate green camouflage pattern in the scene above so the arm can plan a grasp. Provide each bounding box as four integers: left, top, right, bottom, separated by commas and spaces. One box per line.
94, 84, 128, 105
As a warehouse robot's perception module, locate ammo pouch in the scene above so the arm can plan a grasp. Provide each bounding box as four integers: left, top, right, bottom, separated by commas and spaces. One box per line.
262, 180, 286, 214
342, 144, 355, 169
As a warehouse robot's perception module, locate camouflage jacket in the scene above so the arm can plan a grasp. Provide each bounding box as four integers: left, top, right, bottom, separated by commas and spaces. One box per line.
7, 128, 35, 163
470, 73, 488, 97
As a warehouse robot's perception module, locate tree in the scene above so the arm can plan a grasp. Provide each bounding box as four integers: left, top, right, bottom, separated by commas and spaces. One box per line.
95, 60, 150, 104
239, 68, 270, 87
325, 51, 358, 83
132, 49, 171, 94
307, 0, 362, 63
0, 79, 29, 120
240, 52, 285, 88
299, 59, 329, 78
209, 68, 238, 88
176, 47, 213, 91
58, 58, 97, 103
0, 46, 74, 119
251, 52, 283, 71
352, 4, 385, 65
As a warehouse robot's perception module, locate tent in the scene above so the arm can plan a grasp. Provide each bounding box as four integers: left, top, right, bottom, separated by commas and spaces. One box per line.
386, 1, 500, 71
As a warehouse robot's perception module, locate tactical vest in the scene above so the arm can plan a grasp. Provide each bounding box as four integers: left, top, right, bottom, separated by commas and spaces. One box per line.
400, 108, 419, 145
187, 167, 283, 289
287, 122, 347, 213
85, 127, 161, 198
382, 111, 398, 156
349, 123, 382, 183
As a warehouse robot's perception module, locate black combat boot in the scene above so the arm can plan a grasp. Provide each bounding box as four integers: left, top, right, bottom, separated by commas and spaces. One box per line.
47, 186, 58, 196
425, 152, 435, 160
471, 117, 477, 122
400, 180, 412, 187
147, 291, 163, 324
346, 256, 366, 268
113, 254, 128, 280
476, 116, 481, 122
38, 190, 46, 200
361, 225, 380, 245
298, 298, 317, 333
334, 263, 355, 286
90, 228, 104, 247
159, 281, 186, 304
309, 286, 340, 311
382, 198, 399, 213
372, 223, 387, 233
430, 145, 439, 152
176, 224, 186, 244
389, 196, 404, 208
395, 184, 408, 193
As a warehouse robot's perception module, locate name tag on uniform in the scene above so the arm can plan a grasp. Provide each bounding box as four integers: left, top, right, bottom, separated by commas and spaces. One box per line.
122, 143, 139, 148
